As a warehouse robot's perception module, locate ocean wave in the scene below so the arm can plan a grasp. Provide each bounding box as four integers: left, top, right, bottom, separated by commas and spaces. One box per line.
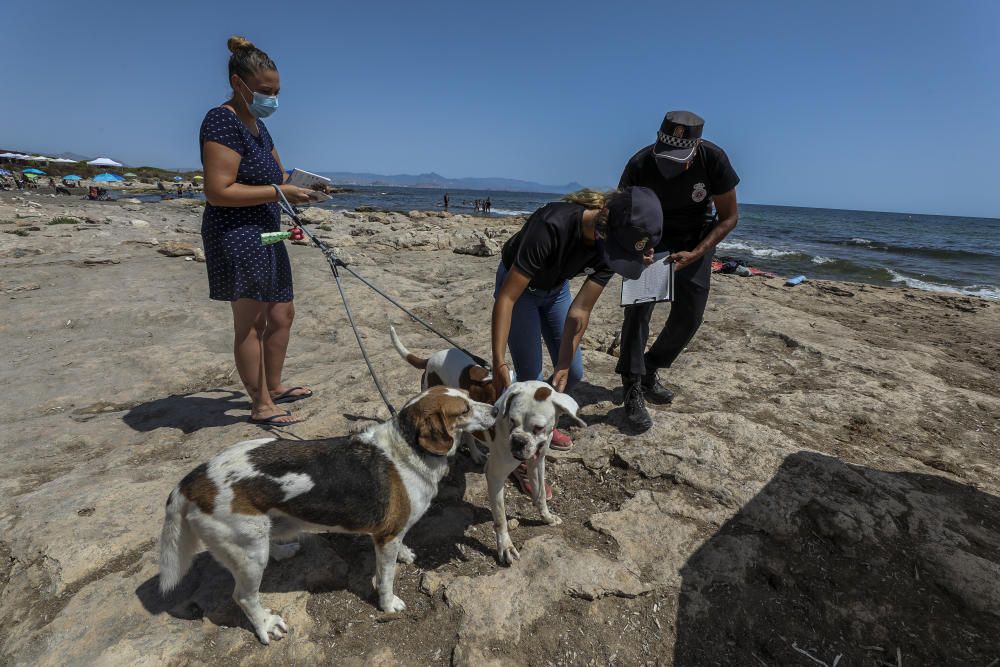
811, 256, 835, 264
827, 238, 999, 262
717, 240, 798, 258
489, 208, 533, 217
887, 270, 1000, 300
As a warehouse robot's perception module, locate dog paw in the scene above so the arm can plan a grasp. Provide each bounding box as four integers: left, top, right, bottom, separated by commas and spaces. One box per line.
380, 595, 406, 613
270, 541, 301, 562
497, 538, 520, 566
541, 511, 562, 526
255, 612, 289, 645
397, 544, 416, 564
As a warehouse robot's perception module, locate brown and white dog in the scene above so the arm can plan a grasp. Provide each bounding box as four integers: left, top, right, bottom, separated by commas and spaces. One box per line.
388, 327, 585, 564
158, 386, 495, 644
390, 324, 500, 464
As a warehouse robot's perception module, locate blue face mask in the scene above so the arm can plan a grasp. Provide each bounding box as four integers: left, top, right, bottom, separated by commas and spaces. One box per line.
238, 77, 279, 119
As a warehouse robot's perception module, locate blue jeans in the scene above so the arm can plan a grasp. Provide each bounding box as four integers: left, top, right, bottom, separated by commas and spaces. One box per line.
494, 263, 584, 391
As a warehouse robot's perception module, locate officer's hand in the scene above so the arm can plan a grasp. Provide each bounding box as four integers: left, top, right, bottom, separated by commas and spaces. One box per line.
668, 250, 701, 270
550, 367, 570, 393
642, 248, 655, 266
493, 364, 512, 397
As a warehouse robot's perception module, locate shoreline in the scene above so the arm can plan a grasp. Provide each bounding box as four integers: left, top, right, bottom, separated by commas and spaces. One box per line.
2, 188, 997, 302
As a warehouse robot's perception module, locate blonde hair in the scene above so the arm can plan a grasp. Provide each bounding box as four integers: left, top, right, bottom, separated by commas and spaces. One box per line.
227, 35, 277, 82
561, 188, 615, 210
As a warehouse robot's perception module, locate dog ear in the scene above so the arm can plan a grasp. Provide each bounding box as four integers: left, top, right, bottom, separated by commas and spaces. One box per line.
418, 408, 455, 455
550, 391, 586, 427
494, 384, 521, 419
399, 391, 460, 456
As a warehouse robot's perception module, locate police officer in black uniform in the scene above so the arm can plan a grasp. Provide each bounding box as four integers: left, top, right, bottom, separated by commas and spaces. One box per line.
617, 111, 740, 429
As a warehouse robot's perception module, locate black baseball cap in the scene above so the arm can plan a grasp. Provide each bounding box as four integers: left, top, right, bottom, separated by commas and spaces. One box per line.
600, 186, 663, 280
653, 110, 704, 180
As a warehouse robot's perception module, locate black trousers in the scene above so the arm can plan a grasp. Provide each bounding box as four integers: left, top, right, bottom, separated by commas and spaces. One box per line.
615, 249, 714, 378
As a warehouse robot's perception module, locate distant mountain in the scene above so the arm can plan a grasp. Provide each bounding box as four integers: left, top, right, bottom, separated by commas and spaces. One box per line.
319, 171, 585, 194
52, 151, 92, 162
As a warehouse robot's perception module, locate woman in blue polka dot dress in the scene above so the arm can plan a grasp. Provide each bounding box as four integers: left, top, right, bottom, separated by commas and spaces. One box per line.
200, 35, 319, 426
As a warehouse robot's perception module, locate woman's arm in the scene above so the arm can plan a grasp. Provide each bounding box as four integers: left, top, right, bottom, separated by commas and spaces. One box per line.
491, 266, 531, 394
271, 147, 289, 184
551, 279, 605, 391
202, 141, 313, 206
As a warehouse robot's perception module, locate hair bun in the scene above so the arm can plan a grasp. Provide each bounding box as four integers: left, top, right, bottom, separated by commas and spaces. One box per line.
227, 35, 255, 54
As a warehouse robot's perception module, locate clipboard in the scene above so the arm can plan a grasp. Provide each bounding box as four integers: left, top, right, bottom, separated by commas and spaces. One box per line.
621, 252, 674, 306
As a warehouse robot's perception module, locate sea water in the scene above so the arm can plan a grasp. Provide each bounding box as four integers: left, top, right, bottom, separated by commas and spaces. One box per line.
124, 184, 997, 300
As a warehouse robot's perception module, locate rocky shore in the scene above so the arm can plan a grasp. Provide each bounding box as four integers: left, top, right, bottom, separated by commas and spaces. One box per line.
1, 192, 998, 665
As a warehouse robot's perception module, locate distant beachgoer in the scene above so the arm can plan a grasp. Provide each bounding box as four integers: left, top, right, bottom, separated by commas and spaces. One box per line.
444, 192, 449, 209
156, 180, 166, 191
616, 110, 740, 430
200, 35, 317, 426
486, 196, 491, 214
491, 187, 662, 488
48, 177, 56, 188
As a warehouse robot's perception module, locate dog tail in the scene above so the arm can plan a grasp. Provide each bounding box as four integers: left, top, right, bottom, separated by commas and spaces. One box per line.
389, 324, 428, 369
159, 487, 199, 594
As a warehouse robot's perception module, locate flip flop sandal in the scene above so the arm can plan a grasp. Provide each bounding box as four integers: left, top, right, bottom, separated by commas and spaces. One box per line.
272, 386, 313, 404
249, 410, 304, 426
510, 463, 553, 501
548, 428, 573, 452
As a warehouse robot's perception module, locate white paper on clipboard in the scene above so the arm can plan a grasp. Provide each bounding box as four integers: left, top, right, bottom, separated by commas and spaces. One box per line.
621, 252, 674, 306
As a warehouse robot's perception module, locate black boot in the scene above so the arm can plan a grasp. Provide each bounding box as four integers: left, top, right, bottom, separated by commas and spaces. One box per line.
622, 376, 653, 430
641, 370, 674, 404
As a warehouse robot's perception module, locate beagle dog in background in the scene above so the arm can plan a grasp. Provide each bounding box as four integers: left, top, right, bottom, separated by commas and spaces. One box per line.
477, 381, 585, 565
158, 386, 495, 645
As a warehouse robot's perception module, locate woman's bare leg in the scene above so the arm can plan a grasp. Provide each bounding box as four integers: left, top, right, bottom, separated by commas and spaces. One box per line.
231, 299, 296, 422
263, 301, 310, 399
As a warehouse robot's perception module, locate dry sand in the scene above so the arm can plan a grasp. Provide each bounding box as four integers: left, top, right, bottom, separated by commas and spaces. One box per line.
1, 190, 998, 665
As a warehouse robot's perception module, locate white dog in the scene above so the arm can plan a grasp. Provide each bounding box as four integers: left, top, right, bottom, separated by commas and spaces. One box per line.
469, 381, 585, 564
158, 386, 495, 644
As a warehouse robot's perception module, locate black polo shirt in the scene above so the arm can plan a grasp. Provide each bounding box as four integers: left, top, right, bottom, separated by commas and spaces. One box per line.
501, 202, 614, 291
619, 140, 739, 250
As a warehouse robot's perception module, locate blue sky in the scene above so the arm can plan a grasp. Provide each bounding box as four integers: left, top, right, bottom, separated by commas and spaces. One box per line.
4, 1, 999, 217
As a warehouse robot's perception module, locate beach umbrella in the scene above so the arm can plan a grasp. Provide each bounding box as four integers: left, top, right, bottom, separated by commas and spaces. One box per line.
22, 168, 46, 175
0, 169, 10, 176
93, 173, 123, 182
24, 173, 39, 180
87, 157, 124, 167
123, 172, 138, 177
63, 175, 82, 181
0, 152, 22, 159
27, 155, 51, 162
51, 158, 77, 163
192, 175, 204, 181
172, 176, 183, 182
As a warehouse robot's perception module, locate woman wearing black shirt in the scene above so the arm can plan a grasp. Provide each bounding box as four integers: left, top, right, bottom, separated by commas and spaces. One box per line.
492, 186, 662, 456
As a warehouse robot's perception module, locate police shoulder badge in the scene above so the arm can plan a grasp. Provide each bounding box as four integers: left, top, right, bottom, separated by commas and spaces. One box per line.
634, 238, 648, 251
692, 182, 708, 203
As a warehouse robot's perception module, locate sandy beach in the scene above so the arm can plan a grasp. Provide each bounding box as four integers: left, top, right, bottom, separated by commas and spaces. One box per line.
1, 191, 998, 665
